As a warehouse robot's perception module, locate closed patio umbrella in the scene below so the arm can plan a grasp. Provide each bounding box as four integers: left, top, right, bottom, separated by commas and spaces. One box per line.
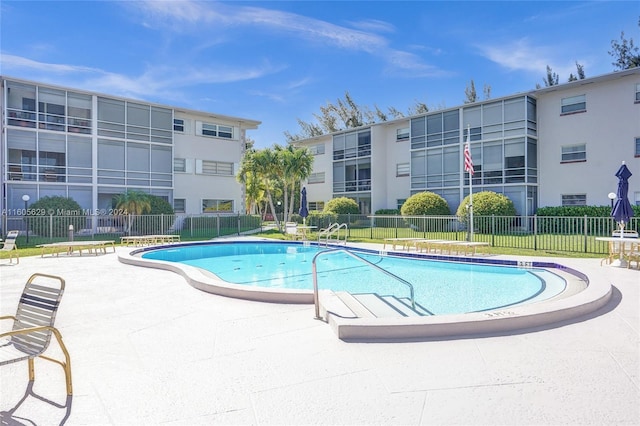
611, 162, 634, 231
610, 162, 634, 267
299, 187, 309, 225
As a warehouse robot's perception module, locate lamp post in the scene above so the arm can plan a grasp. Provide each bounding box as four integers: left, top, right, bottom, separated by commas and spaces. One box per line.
22, 194, 30, 243
608, 192, 617, 210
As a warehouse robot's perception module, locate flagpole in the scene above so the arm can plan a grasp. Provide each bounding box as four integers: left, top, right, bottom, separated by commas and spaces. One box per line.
466, 125, 474, 242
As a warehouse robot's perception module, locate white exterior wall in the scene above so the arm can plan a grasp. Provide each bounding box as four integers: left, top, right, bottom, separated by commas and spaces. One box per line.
299, 137, 334, 210
536, 71, 640, 207
172, 112, 246, 214
373, 121, 412, 212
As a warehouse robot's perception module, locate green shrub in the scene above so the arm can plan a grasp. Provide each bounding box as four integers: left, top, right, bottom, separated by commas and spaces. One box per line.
400, 192, 450, 231
130, 195, 176, 235
148, 196, 174, 215
324, 197, 360, 214
307, 211, 338, 228
535, 205, 640, 234
401, 192, 450, 216
456, 191, 516, 233
25, 196, 86, 237
375, 209, 400, 215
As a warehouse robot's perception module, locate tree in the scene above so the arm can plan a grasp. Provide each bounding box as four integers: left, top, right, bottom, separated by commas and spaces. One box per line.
285, 92, 432, 142
464, 79, 477, 104
237, 150, 267, 215
408, 101, 429, 115
542, 65, 559, 87
277, 144, 314, 224
483, 84, 492, 100
113, 190, 152, 234
568, 62, 586, 82
246, 148, 281, 228
609, 21, 640, 70
113, 191, 151, 215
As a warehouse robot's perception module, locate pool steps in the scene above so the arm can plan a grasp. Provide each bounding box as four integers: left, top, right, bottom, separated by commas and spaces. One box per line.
332, 292, 431, 318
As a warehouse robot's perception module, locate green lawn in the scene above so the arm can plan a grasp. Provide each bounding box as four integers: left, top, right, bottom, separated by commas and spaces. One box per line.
1, 228, 604, 261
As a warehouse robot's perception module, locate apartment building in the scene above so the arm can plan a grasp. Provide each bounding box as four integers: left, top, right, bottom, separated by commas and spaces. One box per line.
294, 68, 640, 215
1, 76, 260, 217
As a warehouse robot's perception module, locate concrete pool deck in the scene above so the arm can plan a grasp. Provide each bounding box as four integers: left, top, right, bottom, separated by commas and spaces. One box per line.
0, 237, 638, 425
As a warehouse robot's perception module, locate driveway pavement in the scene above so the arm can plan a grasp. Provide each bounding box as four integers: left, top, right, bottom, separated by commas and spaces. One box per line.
1, 240, 638, 425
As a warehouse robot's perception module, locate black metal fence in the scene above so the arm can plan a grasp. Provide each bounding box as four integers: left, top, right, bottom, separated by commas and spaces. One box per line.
1, 213, 263, 248
2, 212, 638, 255
294, 213, 640, 255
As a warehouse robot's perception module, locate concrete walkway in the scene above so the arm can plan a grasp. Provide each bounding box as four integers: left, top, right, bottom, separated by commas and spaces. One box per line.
1, 239, 638, 425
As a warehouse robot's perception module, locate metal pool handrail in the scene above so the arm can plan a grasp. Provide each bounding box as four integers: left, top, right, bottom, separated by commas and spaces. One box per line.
311, 248, 416, 319
317, 223, 348, 246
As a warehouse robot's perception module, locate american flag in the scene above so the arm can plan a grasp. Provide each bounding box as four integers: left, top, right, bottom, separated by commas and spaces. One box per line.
464, 133, 474, 176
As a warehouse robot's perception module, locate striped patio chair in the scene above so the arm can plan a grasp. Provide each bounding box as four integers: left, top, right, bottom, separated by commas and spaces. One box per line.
0, 273, 72, 395
1, 230, 20, 264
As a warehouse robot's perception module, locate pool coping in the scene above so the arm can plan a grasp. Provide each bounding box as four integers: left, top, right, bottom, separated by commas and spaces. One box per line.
117, 239, 612, 341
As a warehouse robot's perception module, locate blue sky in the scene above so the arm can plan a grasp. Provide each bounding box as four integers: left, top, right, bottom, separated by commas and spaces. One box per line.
1, 1, 638, 148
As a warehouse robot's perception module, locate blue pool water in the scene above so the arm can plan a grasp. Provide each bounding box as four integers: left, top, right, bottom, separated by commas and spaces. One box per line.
141, 242, 566, 315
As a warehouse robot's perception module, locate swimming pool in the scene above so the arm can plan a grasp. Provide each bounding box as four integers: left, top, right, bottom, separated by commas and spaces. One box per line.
119, 238, 610, 340
140, 241, 566, 315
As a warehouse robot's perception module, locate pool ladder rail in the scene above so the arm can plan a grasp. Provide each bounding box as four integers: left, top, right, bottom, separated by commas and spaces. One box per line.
317, 223, 348, 246
312, 248, 417, 320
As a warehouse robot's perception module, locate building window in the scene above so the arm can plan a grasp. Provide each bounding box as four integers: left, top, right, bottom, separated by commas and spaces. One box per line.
636, 83, 640, 102
333, 129, 370, 160
397, 127, 409, 141
308, 172, 325, 184
636, 137, 640, 157
202, 199, 233, 213
308, 143, 325, 155
562, 194, 586, 206
201, 123, 233, 139
396, 162, 410, 177
561, 144, 586, 162
174, 198, 185, 213
199, 160, 233, 176
174, 158, 186, 172
397, 199, 407, 210
308, 201, 324, 211
561, 95, 586, 114
174, 119, 184, 132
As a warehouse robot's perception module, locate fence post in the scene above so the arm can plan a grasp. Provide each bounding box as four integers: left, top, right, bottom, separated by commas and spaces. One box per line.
237, 213, 241, 235
395, 216, 399, 238
491, 215, 495, 246
49, 213, 54, 240
584, 215, 588, 253
534, 215, 538, 251
216, 214, 220, 237
370, 216, 374, 239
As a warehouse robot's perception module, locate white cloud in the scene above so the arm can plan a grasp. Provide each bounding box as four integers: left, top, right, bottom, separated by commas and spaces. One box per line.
130, 0, 443, 75
1, 54, 101, 74
477, 38, 593, 79
0, 53, 283, 100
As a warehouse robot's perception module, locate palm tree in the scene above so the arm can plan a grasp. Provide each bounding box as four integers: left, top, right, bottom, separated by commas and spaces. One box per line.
251, 148, 282, 229
281, 145, 313, 222
237, 149, 266, 215
113, 190, 151, 234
